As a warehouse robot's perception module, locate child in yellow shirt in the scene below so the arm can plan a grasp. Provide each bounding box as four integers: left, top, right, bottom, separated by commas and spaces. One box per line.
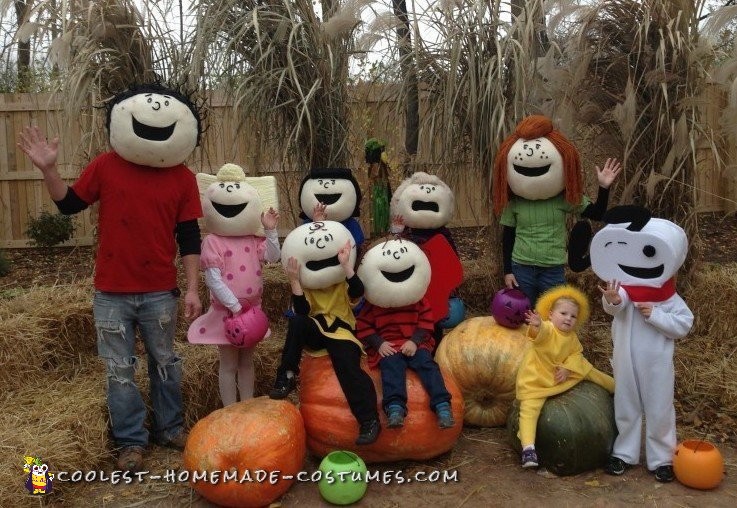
516, 284, 615, 468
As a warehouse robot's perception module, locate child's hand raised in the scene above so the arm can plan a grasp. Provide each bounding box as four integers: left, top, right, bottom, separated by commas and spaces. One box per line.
285, 256, 301, 283
390, 214, 405, 234
598, 279, 622, 305
524, 310, 541, 327
312, 202, 328, 222
338, 240, 353, 267
261, 207, 280, 230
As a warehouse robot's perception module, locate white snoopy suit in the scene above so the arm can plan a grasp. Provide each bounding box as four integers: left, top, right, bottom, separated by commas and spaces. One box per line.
591, 210, 694, 470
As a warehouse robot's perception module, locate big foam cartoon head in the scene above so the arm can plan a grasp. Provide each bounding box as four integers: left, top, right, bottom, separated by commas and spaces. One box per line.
201, 164, 263, 237
590, 206, 688, 288
492, 115, 583, 215
390, 172, 454, 229
281, 221, 356, 290
299, 168, 361, 222
106, 82, 203, 168
357, 238, 431, 308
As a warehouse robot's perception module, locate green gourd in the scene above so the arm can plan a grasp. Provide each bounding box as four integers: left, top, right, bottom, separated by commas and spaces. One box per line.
507, 381, 617, 476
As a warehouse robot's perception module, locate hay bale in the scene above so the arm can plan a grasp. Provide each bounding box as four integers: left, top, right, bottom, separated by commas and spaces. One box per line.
683, 262, 737, 338
0, 364, 108, 506
0, 280, 96, 391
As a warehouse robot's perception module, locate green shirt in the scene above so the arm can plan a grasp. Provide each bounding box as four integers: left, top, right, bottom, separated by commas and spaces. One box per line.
500, 194, 590, 267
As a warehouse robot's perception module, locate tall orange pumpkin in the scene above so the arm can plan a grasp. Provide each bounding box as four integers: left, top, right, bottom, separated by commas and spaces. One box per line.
435, 316, 530, 426
299, 354, 464, 463
182, 397, 306, 508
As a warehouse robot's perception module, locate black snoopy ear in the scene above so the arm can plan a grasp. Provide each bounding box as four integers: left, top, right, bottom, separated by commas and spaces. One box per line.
567, 205, 653, 273
602, 205, 651, 231
568, 220, 593, 273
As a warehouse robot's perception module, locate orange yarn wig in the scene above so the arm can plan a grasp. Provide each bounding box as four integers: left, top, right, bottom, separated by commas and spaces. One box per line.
492, 115, 583, 215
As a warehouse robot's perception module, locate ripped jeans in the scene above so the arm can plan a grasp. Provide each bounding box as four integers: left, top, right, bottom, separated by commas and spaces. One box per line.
94, 290, 183, 448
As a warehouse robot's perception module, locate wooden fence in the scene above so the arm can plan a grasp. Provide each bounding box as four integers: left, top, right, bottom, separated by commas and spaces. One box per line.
0, 88, 733, 248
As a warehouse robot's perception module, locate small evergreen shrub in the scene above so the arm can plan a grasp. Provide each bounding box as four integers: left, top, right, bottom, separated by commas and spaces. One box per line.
25, 211, 75, 248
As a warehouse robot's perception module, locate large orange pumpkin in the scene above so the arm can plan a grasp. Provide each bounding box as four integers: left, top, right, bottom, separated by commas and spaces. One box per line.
299, 354, 464, 463
435, 316, 530, 427
182, 397, 306, 508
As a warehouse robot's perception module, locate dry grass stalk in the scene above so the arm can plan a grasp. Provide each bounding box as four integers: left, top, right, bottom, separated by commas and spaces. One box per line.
545, 0, 735, 269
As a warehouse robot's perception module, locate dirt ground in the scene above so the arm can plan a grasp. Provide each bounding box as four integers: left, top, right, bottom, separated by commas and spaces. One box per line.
2, 213, 737, 506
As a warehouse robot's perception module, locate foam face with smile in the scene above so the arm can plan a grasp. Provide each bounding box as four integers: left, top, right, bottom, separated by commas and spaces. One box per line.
300, 177, 358, 222
590, 218, 687, 288
358, 239, 431, 307
109, 91, 198, 168
202, 180, 262, 237
281, 221, 356, 290
506, 136, 565, 200
392, 175, 454, 229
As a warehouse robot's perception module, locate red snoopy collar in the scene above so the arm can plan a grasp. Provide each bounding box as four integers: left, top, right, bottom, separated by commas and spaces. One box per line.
621, 278, 676, 302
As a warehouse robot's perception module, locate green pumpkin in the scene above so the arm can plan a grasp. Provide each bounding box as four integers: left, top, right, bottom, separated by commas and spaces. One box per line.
507, 381, 617, 476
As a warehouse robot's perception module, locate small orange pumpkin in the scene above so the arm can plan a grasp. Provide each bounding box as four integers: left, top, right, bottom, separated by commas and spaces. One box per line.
673, 440, 724, 490
182, 397, 306, 508
435, 316, 530, 426
299, 354, 464, 463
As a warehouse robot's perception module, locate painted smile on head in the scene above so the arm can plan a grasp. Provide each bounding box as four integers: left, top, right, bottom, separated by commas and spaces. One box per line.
512, 164, 550, 177
211, 201, 247, 218
618, 264, 664, 279
411, 200, 440, 212
132, 116, 176, 141
306, 255, 340, 271
315, 193, 341, 205
381, 265, 415, 283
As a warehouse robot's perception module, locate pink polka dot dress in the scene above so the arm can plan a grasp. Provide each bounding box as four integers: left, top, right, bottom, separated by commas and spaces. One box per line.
188, 234, 267, 345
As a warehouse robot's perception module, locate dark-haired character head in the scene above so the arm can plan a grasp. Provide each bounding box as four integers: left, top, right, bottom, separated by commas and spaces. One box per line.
105, 82, 204, 168
298, 168, 361, 222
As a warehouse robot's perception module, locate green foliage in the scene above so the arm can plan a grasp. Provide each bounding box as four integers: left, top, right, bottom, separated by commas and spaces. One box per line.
25, 211, 75, 249
0, 250, 10, 277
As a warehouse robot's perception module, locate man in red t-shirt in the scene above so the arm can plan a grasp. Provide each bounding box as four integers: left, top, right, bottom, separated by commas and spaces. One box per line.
18, 82, 205, 473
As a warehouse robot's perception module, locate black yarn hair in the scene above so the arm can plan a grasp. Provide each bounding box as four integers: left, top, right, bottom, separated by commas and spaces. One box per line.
103, 79, 206, 145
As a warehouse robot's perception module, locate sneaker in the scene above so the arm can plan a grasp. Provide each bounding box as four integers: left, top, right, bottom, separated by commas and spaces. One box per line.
435, 402, 455, 429
269, 372, 297, 399
386, 405, 405, 428
355, 418, 381, 445
117, 446, 145, 472
604, 456, 629, 476
653, 465, 675, 483
521, 448, 539, 468
158, 430, 188, 451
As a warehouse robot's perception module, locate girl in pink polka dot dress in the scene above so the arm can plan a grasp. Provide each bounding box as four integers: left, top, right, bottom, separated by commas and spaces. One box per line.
188, 164, 281, 406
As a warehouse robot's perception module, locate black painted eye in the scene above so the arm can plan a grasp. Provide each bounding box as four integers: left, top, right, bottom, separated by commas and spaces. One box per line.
235, 183, 240, 189
219, 183, 225, 188
643, 245, 656, 257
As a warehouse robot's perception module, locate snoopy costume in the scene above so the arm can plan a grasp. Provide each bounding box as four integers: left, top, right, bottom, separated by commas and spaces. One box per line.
591, 206, 693, 470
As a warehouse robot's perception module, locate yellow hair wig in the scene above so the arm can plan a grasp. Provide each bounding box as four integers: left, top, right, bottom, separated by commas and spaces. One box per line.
535, 284, 590, 329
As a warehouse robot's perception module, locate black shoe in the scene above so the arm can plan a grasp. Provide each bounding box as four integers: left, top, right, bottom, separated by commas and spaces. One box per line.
653, 465, 675, 483
604, 456, 629, 476
269, 373, 297, 399
355, 418, 381, 445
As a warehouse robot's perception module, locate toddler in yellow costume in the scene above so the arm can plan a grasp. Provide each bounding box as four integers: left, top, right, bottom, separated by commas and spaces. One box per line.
516, 284, 615, 468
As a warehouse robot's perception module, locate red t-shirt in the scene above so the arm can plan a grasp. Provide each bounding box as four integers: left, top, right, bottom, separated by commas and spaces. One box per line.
72, 151, 202, 292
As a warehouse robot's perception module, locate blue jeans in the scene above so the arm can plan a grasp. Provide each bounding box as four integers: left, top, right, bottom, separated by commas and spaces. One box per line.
378, 349, 451, 413
511, 262, 565, 306
93, 290, 183, 448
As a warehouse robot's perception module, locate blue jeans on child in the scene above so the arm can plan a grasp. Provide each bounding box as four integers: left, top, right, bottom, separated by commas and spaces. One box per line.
378, 349, 451, 413
511, 262, 565, 305
93, 290, 184, 448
